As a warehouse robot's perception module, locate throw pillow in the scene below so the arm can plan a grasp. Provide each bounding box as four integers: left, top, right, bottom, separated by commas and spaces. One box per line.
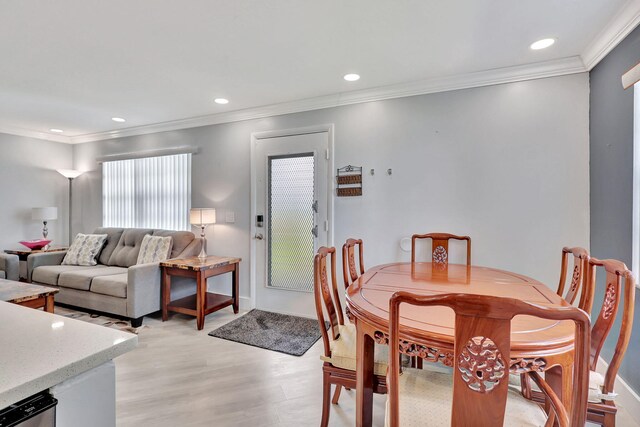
136, 235, 173, 264
62, 233, 108, 266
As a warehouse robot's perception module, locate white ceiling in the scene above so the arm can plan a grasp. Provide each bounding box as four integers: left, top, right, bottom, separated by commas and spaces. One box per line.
1, 0, 638, 143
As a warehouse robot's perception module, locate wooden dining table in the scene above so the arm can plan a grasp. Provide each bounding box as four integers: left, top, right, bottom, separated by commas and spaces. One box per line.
346, 262, 576, 427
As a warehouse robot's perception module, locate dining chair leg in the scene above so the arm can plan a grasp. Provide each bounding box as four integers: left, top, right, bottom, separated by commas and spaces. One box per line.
520, 373, 532, 399
321, 373, 331, 427
331, 384, 342, 404
603, 412, 616, 427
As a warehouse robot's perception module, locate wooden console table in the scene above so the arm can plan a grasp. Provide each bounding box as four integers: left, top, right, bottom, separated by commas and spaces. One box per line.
160, 256, 241, 330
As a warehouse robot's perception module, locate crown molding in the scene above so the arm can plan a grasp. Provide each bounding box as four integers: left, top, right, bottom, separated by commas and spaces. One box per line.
581, 0, 640, 70
66, 56, 586, 144
0, 124, 71, 144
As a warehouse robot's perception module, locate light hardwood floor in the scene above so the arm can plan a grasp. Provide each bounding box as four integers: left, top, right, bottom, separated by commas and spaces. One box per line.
115, 309, 386, 427
115, 309, 639, 427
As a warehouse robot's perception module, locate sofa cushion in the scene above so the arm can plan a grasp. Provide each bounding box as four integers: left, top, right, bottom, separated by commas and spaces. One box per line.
137, 235, 172, 264
33, 265, 95, 286
91, 273, 128, 298
152, 230, 195, 258
58, 267, 128, 291
62, 233, 108, 266
107, 229, 153, 267
93, 228, 124, 265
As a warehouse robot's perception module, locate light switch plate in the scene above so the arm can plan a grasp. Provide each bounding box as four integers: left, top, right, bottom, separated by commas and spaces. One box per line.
225, 211, 235, 223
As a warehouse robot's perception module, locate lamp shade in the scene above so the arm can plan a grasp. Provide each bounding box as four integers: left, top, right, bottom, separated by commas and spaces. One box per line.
57, 169, 83, 179
32, 207, 58, 221
190, 208, 216, 225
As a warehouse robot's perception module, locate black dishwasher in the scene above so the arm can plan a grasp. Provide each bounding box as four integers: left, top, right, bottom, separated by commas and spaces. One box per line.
0, 392, 57, 427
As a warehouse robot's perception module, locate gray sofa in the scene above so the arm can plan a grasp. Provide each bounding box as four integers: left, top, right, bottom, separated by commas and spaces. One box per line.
0, 253, 19, 281
28, 227, 202, 326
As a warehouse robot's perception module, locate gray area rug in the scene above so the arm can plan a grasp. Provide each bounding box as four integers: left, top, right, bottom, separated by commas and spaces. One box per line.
209, 309, 322, 356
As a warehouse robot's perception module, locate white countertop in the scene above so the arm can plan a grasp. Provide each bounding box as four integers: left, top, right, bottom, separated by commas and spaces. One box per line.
0, 302, 137, 408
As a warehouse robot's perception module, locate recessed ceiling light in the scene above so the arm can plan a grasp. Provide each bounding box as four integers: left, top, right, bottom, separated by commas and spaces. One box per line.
214, 98, 229, 105
112, 117, 126, 123
344, 73, 360, 82
530, 38, 555, 50
49, 128, 63, 133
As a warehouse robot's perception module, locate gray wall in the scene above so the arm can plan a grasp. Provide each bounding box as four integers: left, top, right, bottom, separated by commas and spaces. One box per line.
73, 73, 590, 310
0, 133, 73, 251
590, 24, 640, 394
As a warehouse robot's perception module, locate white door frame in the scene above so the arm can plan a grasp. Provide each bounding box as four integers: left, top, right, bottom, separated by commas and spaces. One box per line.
249, 124, 335, 309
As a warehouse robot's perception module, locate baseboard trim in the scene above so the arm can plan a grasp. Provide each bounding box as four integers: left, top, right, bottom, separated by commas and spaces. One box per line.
237, 296, 252, 311
596, 357, 640, 425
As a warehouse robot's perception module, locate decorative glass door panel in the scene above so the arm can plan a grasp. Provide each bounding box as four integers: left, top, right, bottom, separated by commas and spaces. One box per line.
267, 154, 315, 292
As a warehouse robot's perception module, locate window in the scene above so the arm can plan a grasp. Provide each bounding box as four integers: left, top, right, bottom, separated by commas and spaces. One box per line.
103, 153, 191, 230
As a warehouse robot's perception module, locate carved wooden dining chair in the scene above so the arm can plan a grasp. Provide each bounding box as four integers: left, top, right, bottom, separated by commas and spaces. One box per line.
386, 292, 590, 427
342, 238, 365, 290
411, 233, 471, 268
314, 246, 388, 427
583, 258, 636, 426
521, 246, 591, 399
556, 247, 591, 307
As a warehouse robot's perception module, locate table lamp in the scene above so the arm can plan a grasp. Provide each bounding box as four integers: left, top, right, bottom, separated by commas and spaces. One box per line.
190, 208, 216, 258
32, 207, 58, 239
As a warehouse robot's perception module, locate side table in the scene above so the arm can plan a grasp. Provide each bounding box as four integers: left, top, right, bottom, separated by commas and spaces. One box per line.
160, 255, 241, 330
4, 247, 68, 282
5, 247, 68, 262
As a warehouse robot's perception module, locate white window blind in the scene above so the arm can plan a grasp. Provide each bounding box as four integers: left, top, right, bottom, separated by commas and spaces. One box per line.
103, 153, 191, 230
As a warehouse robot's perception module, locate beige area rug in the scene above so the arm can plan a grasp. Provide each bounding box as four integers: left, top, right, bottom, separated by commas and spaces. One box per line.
54, 306, 148, 334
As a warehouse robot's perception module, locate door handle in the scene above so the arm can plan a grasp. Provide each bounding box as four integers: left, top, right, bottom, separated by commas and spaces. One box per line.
254, 233, 264, 240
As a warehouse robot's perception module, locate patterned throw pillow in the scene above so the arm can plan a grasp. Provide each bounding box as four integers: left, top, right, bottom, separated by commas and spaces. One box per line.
62, 233, 108, 266
136, 235, 173, 264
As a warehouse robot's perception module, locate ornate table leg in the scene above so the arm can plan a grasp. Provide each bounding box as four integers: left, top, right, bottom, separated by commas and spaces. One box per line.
356, 322, 375, 427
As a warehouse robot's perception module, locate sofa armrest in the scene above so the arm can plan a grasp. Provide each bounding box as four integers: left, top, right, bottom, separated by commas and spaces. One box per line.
126, 262, 161, 318
27, 251, 67, 282
175, 238, 203, 258
0, 253, 19, 281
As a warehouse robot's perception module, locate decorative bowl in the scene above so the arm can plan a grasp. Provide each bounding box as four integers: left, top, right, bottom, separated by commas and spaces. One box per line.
19, 239, 52, 250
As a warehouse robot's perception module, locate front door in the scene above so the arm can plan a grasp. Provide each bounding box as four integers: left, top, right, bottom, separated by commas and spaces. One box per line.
252, 130, 330, 317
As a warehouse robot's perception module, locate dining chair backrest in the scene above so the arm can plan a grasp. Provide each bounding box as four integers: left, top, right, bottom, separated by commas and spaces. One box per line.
411, 233, 471, 267
556, 247, 590, 309
584, 258, 635, 396
342, 238, 365, 290
387, 292, 590, 427
314, 246, 345, 357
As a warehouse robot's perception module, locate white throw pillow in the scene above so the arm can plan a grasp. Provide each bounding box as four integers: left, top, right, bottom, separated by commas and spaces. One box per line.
136, 235, 173, 264
62, 233, 108, 266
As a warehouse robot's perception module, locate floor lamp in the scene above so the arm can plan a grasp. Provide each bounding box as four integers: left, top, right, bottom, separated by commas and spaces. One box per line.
57, 169, 83, 245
